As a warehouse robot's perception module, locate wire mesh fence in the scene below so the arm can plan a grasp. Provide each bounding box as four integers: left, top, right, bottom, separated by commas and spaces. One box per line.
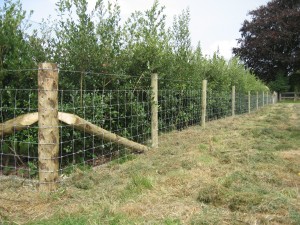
158, 89, 201, 132
235, 92, 248, 115
58, 88, 152, 174
0, 88, 39, 179
0, 65, 276, 190
207, 91, 232, 121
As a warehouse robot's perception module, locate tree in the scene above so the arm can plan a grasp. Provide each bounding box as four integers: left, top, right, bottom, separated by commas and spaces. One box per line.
0, 0, 45, 88
233, 0, 300, 88
121, 0, 172, 83
171, 8, 194, 86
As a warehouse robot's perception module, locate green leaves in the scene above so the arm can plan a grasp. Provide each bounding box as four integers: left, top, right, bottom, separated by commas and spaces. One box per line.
233, 0, 300, 88
0, 0, 41, 87
0, 0, 268, 92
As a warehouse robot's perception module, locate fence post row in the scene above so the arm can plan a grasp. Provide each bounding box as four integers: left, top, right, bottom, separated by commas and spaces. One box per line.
151, 73, 158, 149
38, 63, 59, 192
29, 65, 277, 192
201, 80, 207, 128
232, 86, 235, 117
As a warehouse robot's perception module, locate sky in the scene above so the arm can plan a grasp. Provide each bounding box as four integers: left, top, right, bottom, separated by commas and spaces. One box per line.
2, 0, 270, 59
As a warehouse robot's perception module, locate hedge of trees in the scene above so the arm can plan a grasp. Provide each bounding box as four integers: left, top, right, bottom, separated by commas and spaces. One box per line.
0, 0, 270, 175
0, 0, 268, 91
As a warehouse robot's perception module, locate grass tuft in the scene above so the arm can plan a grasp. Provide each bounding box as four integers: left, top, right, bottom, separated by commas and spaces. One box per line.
121, 174, 153, 200
197, 183, 227, 205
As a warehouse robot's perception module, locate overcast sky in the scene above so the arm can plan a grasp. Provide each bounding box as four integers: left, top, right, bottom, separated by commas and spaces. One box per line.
4, 0, 270, 59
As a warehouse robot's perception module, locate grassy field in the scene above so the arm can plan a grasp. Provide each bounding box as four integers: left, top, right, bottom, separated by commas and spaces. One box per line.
0, 103, 299, 225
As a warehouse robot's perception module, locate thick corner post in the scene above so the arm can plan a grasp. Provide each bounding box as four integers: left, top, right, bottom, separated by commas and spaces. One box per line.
38, 63, 59, 192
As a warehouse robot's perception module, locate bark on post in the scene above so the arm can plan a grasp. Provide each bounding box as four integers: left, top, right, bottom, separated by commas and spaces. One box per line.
201, 80, 207, 128
248, 91, 251, 114
151, 73, 158, 149
232, 86, 235, 116
38, 63, 59, 192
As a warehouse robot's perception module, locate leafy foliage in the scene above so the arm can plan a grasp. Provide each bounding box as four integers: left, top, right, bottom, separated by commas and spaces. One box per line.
0, 0, 271, 174
233, 0, 300, 89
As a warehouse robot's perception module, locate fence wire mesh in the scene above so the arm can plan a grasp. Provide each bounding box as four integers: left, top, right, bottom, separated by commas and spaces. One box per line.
0, 68, 275, 186
158, 89, 201, 132
207, 91, 232, 121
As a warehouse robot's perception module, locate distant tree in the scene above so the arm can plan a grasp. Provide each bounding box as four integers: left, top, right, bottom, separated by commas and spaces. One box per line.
233, 0, 300, 87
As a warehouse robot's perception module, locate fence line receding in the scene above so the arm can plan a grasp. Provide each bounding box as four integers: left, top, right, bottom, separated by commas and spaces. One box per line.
0, 63, 277, 191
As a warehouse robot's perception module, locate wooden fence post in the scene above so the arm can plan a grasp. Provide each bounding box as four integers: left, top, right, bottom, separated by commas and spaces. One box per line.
256, 91, 259, 110
248, 91, 251, 113
232, 86, 235, 116
279, 93, 282, 101
38, 63, 59, 192
151, 73, 158, 149
262, 91, 265, 106
272, 92, 276, 104
266, 92, 269, 105
201, 80, 207, 128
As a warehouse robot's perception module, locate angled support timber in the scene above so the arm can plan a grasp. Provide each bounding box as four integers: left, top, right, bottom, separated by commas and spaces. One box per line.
0, 112, 149, 153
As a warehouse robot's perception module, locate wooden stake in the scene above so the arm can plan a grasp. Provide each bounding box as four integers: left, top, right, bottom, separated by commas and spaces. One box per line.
248, 91, 251, 113
201, 80, 207, 128
272, 92, 277, 104
256, 91, 259, 110
0, 112, 149, 153
151, 73, 158, 149
58, 113, 149, 152
0, 112, 38, 136
262, 91, 265, 106
232, 86, 235, 116
38, 63, 59, 192
279, 93, 282, 101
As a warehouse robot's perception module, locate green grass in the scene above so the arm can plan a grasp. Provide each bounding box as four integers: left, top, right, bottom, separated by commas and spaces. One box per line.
0, 103, 299, 225
279, 100, 300, 103
120, 174, 153, 200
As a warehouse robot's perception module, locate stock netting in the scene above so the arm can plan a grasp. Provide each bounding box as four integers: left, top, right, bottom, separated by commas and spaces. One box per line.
0, 88, 39, 178
0, 68, 273, 182
0, 69, 153, 178
58, 88, 152, 174
158, 89, 201, 132
207, 90, 232, 121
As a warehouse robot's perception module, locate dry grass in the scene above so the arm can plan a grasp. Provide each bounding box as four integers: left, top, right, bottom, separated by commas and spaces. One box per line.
0, 103, 299, 225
